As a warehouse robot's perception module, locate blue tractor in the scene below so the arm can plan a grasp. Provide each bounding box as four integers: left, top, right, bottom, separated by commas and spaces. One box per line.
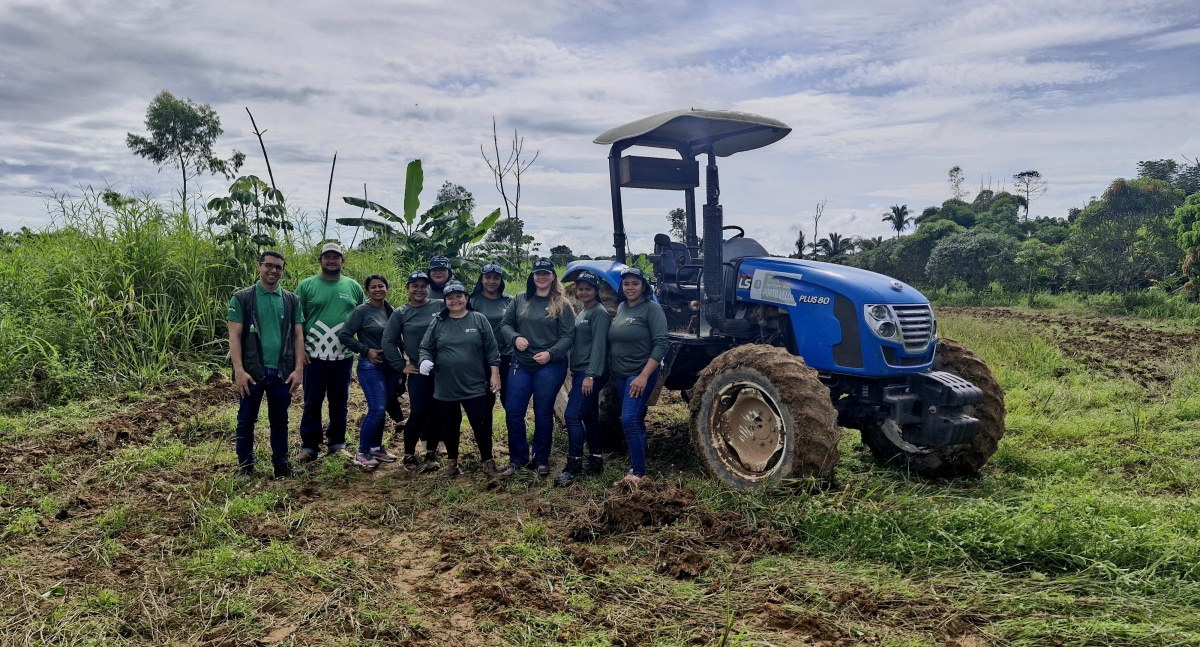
563, 109, 1006, 489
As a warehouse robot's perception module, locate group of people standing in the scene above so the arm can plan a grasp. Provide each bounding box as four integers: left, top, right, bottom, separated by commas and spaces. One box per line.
228, 243, 670, 487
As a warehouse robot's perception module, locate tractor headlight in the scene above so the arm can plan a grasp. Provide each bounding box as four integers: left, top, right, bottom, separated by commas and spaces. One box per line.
864, 304, 901, 342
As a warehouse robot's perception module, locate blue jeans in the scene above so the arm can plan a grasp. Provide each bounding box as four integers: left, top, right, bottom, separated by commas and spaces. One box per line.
299, 357, 353, 453
234, 369, 292, 467
404, 372, 436, 456
356, 358, 397, 455
615, 370, 658, 476
504, 359, 568, 467
564, 372, 608, 458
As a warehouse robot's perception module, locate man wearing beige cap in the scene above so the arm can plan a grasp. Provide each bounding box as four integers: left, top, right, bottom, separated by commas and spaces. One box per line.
295, 242, 365, 462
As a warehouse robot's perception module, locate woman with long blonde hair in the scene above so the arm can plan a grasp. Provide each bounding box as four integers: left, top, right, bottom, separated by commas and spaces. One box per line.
498, 257, 575, 478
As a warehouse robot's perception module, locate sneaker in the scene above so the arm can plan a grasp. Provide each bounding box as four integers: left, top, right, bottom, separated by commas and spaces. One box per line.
615, 470, 650, 487
535, 464, 551, 478
273, 463, 306, 479
235, 465, 256, 481
497, 461, 528, 479
370, 448, 399, 463
294, 449, 318, 464
329, 445, 354, 460
355, 453, 379, 470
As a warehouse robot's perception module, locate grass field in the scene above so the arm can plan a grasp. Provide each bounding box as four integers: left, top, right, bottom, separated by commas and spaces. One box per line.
1, 307, 1198, 646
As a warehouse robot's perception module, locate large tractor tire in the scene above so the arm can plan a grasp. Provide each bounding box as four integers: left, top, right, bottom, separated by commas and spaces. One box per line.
860, 338, 1006, 478
689, 345, 840, 489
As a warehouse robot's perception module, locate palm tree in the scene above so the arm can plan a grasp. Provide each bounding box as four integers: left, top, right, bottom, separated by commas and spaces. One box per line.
856, 235, 884, 251
882, 204, 912, 239
789, 230, 811, 259
815, 232, 856, 262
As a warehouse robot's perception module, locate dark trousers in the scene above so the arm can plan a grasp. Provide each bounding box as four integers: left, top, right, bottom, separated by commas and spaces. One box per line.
234, 369, 292, 467
404, 373, 436, 455
431, 394, 494, 461
504, 358, 568, 467
564, 372, 608, 458
299, 357, 353, 452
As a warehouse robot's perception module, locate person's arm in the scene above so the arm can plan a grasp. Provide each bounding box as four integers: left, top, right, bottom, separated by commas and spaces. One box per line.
228, 321, 253, 398
546, 301, 577, 362
481, 313, 501, 367
337, 307, 369, 356
286, 323, 305, 392
382, 310, 407, 371
295, 280, 311, 366
499, 296, 528, 351
418, 318, 438, 365
628, 304, 670, 398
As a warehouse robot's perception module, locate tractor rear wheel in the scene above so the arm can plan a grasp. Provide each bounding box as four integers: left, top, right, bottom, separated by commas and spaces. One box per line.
689, 345, 840, 489
860, 338, 1006, 477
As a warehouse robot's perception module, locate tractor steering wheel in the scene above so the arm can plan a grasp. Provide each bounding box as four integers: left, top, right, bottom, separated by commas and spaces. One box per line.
722, 225, 745, 239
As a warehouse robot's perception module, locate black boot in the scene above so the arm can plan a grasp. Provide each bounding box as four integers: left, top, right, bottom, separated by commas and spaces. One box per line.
585, 454, 604, 476
273, 462, 305, 479
554, 457, 584, 487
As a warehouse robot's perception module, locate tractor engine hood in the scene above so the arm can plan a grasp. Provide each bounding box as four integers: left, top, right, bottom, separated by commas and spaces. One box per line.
738, 257, 924, 304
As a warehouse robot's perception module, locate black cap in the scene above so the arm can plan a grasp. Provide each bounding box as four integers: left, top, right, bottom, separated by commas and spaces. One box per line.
442, 281, 467, 295
406, 271, 431, 286
574, 271, 601, 289
531, 257, 555, 274
480, 261, 504, 276
428, 256, 451, 271
619, 266, 648, 281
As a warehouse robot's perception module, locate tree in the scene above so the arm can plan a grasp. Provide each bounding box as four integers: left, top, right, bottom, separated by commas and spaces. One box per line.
1012, 170, 1047, 220
667, 207, 686, 242
205, 175, 292, 272
1138, 158, 1200, 196
925, 230, 1019, 294
855, 235, 884, 251
811, 199, 826, 249
435, 182, 476, 222
550, 244, 575, 267
1172, 192, 1200, 299
482, 118, 539, 268
815, 232, 856, 262
789, 230, 810, 259
882, 204, 912, 239
948, 166, 968, 201
126, 91, 244, 212
1069, 178, 1184, 293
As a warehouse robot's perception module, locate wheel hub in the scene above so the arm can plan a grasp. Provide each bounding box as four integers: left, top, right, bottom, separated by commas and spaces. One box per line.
712, 382, 784, 473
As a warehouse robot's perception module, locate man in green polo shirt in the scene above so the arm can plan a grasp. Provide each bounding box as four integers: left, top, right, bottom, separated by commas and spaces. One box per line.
228, 251, 306, 479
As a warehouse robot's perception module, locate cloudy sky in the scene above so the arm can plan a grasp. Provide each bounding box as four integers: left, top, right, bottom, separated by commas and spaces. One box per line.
2, 0, 1198, 256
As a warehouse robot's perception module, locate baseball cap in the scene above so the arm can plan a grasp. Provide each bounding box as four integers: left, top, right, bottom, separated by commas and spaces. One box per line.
406, 271, 431, 286
574, 271, 601, 289
619, 266, 648, 281
319, 242, 344, 257
531, 257, 555, 274
427, 256, 452, 271
480, 262, 504, 276
442, 281, 468, 295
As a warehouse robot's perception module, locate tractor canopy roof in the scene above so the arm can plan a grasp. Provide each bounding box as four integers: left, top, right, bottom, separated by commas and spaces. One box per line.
594, 108, 791, 157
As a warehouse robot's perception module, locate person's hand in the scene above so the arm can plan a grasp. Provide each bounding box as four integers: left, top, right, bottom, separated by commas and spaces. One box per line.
490, 374, 502, 393
533, 351, 551, 365
582, 376, 594, 396
514, 336, 529, 352
419, 360, 435, 375
301, 350, 310, 367
286, 368, 304, 394
367, 348, 384, 365
403, 364, 419, 375
234, 369, 255, 398
629, 374, 649, 398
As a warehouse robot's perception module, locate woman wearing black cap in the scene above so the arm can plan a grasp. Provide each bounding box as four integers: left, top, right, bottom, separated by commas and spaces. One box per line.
470, 262, 513, 408
418, 281, 503, 478
607, 267, 669, 486
555, 271, 612, 486
382, 271, 444, 471
498, 258, 576, 477
427, 255, 453, 301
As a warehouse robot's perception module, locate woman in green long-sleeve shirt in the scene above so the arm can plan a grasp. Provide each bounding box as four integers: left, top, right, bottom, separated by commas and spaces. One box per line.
555, 270, 611, 486
336, 275, 398, 469
608, 266, 670, 486
497, 257, 575, 477
381, 271, 443, 471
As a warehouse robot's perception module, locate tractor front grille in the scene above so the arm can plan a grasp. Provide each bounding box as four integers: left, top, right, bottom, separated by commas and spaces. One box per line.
892, 304, 935, 352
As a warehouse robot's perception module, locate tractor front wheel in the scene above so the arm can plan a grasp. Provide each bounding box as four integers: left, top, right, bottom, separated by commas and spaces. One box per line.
859, 338, 1006, 477
689, 345, 840, 489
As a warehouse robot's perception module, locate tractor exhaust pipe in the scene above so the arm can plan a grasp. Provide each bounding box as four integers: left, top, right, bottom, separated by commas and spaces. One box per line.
702, 153, 753, 335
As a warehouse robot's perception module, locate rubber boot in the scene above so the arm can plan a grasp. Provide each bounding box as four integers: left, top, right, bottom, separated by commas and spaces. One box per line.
482, 459, 502, 478
443, 459, 460, 479
554, 457, 584, 487
585, 454, 604, 476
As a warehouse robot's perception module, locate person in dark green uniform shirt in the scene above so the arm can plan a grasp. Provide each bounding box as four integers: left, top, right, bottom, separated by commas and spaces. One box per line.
227, 251, 306, 480
427, 255, 453, 301
555, 271, 612, 486
470, 261, 513, 408
337, 275, 399, 470
608, 267, 669, 486
382, 271, 443, 471
498, 258, 576, 477
418, 281, 503, 478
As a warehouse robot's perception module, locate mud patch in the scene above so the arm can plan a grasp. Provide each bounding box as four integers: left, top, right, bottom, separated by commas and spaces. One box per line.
662, 548, 710, 579
755, 603, 847, 644
573, 481, 696, 537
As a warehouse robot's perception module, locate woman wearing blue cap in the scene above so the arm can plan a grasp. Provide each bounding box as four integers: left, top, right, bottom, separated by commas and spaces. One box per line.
498, 258, 575, 477
382, 271, 444, 471
470, 261, 513, 408
607, 267, 669, 486
555, 271, 612, 486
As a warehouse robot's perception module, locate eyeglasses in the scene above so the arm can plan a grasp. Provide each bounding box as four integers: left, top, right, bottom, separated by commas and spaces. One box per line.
260, 262, 285, 272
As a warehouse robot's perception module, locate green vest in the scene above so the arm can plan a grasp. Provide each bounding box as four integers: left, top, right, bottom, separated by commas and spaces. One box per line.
233, 286, 299, 382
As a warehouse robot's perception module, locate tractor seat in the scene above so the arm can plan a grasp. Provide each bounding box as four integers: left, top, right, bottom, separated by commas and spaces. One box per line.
653, 233, 701, 299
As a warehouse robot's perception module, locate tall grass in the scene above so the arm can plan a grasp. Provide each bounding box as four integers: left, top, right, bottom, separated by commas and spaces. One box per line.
931, 286, 1200, 320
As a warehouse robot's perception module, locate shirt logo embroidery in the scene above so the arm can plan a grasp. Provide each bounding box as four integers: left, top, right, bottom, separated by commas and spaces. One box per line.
625, 317, 638, 325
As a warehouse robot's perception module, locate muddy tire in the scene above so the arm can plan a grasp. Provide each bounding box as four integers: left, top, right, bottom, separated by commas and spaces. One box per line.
860, 338, 1006, 478
689, 345, 840, 489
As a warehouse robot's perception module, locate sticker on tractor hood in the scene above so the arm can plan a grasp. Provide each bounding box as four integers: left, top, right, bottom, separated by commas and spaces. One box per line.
749, 269, 807, 306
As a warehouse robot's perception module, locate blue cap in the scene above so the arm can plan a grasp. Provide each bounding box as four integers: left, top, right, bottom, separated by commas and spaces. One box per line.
428, 256, 452, 271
